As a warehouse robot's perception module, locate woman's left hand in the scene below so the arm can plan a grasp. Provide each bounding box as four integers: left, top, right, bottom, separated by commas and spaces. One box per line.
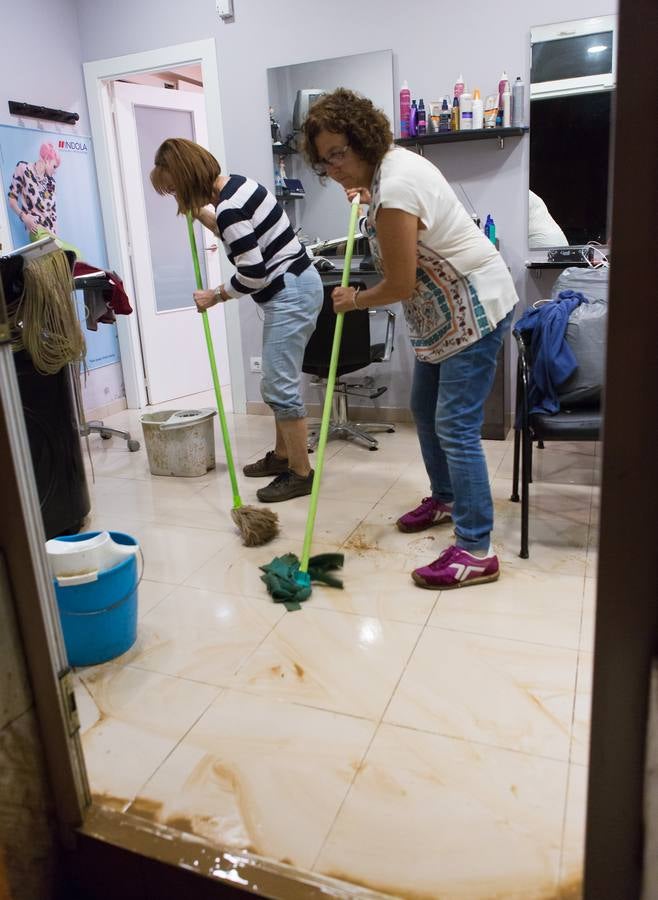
332, 286, 358, 313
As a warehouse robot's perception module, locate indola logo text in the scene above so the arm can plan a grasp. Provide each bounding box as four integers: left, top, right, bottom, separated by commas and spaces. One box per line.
57, 139, 88, 153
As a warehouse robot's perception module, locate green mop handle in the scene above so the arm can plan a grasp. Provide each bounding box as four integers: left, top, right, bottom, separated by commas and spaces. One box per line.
186, 213, 243, 510
299, 194, 361, 573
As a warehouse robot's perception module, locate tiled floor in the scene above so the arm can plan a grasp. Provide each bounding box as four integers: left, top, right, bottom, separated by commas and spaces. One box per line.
76, 396, 597, 900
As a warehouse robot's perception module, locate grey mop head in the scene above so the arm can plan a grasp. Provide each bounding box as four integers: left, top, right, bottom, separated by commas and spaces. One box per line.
231, 505, 279, 547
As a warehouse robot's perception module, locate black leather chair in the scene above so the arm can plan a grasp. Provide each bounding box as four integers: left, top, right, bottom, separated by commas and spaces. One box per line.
303, 280, 396, 451
510, 329, 601, 558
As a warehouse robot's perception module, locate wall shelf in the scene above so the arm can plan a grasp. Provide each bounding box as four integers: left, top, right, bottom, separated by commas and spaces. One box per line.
526, 261, 590, 269
271, 142, 297, 156
395, 126, 528, 154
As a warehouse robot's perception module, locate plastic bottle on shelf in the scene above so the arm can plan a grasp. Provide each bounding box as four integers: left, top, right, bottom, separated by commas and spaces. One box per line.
472, 89, 483, 130
451, 96, 460, 131
454, 74, 465, 101
459, 92, 473, 130
417, 99, 427, 135
439, 98, 451, 133
400, 81, 411, 138
409, 99, 418, 137
498, 71, 510, 110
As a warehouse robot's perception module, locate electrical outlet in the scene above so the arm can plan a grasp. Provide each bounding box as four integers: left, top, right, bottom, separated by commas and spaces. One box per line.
250, 356, 262, 374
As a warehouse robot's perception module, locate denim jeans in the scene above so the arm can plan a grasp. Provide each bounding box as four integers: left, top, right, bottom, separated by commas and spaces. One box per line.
260, 266, 323, 420
410, 311, 513, 552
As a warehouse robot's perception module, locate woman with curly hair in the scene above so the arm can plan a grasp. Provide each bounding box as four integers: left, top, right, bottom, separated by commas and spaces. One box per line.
303, 89, 519, 589
151, 138, 323, 503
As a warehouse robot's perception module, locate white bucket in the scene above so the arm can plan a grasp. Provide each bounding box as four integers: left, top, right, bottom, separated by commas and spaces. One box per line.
141, 408, 216, 477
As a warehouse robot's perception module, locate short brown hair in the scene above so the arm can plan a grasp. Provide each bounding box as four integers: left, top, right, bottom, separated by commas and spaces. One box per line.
302, 88, 392, 171
150, 138, 220, 215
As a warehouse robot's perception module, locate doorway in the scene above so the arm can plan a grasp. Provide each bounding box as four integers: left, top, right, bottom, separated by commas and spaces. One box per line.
83, 39, 246, 413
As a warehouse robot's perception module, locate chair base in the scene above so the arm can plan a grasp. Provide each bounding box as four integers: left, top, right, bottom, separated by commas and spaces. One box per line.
82, 420, 140, 452
306, 385, 395, 452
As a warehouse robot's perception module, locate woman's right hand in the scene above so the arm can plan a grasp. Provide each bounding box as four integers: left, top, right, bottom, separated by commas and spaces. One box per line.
22, 213, 38, 234
346, 187, 371, 205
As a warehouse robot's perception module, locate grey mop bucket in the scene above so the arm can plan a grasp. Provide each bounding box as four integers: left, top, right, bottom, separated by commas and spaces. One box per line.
141, 408, 216, 477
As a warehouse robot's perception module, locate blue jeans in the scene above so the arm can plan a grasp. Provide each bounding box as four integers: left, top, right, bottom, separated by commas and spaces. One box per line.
410, 311, 513, 552
260, 266, 323, 420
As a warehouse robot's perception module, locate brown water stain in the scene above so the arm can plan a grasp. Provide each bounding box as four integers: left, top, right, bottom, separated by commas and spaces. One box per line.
92, 791, 132, 812
127, 796, 164, 822
345, 532, 379, 552
293, 662, 305, 679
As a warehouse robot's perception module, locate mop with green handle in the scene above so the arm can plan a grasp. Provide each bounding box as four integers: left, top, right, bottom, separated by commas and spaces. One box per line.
186, 213, 279, 547
260, 194, 361, 609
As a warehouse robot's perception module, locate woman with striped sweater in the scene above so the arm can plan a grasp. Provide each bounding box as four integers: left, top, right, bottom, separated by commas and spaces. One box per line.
151, 138, 323, 503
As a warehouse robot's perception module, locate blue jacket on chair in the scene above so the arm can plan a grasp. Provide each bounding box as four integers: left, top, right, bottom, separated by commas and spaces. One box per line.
514, 291, 587, 414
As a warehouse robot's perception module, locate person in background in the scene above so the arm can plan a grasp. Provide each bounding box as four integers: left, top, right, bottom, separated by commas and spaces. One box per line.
528, 189, 569, 248
150, 138, 322, 503
303, 89, 519, 589
8, 142, 60, 238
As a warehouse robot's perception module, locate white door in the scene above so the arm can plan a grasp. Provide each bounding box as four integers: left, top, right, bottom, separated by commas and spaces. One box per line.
113, 81, 230, 405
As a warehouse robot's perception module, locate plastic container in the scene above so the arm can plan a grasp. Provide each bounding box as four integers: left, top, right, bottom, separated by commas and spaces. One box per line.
459, 92, 473, 130
417, 99, 427, 135
141, 408, 216, 477
472, 89, 484, 130
46, 530, 138, 580
400, 81, 411, 138
52, 531, 141, 666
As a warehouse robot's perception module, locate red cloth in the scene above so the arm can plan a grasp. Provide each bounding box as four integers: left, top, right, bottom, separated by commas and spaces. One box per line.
73, 261, 133, 315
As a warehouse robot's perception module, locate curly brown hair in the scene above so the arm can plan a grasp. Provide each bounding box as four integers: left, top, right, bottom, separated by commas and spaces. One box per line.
150, 138, 221, 215
301, 88, 392, 172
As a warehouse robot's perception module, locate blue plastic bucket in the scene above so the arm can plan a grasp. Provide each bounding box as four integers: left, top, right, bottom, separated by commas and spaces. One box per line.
52, 531, 141, 667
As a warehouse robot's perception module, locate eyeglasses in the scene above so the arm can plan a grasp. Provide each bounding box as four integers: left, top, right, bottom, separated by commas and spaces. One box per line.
312, 145, 350, 175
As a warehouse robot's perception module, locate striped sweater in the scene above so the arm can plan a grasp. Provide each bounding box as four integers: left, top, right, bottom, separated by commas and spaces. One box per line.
215, 175, 311, 303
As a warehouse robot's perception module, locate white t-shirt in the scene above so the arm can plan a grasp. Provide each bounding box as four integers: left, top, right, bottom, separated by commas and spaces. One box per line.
363, 147, 518, 362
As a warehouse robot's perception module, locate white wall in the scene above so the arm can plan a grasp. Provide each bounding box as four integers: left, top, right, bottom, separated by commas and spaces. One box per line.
267, 49, 394, 242
0, 0, 125, 415
72, 0, 617, 413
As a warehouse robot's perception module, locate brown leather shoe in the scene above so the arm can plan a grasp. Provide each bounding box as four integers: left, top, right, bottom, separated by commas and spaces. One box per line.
243, 450, 289, 478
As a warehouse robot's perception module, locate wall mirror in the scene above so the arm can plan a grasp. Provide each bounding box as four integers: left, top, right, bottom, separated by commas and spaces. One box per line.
266, 49, 394, 246
528, 16, 616, 248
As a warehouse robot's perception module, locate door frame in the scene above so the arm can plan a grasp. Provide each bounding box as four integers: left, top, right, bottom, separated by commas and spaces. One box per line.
83, 38, 246, 413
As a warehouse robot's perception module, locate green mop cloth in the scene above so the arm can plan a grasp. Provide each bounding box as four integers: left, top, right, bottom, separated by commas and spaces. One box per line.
260, 553, 344, 611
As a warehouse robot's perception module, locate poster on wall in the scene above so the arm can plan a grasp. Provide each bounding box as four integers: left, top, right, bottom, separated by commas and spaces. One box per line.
0, 124, 120, 370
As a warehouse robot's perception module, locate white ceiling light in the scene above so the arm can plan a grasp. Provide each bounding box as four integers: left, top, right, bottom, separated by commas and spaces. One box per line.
587, 44, 608, 53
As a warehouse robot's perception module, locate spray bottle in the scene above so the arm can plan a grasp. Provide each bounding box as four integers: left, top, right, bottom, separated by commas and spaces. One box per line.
417, 99, 427, 136
451, 96, 460, 132
400, 81, 411, 138
498, 71, 510, 110
409, 99, 418, 137
439, 98, 451, 133
454, 74, 465, 101
511, 76, 525, 127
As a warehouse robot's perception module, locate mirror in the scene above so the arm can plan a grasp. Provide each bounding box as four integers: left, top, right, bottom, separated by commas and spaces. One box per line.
266, 49, 394, 244
528, 16, 616, 248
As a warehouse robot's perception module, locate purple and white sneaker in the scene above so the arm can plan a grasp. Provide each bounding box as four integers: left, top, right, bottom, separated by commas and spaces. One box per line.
396, 497, 453, 533
412, 545, 500, 590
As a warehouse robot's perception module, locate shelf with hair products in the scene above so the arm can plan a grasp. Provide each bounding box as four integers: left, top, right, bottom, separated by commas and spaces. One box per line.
395, 126, 528, 154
